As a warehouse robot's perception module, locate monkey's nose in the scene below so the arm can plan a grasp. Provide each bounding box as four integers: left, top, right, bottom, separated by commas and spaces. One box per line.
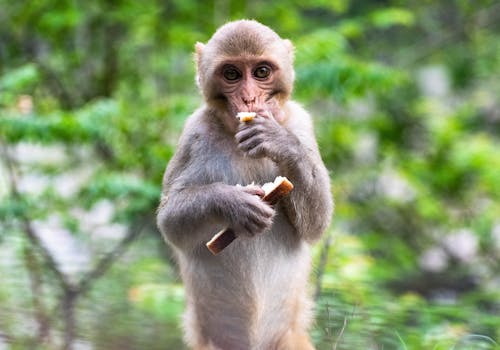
242, 97, 256, 106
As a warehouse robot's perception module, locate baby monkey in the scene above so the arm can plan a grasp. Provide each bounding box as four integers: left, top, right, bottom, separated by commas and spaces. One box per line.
157, 20, 333, 350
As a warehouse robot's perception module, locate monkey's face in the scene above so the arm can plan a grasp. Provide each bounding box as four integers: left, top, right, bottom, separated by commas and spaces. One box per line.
195, 21, 295, 125
214, 57, 285, 119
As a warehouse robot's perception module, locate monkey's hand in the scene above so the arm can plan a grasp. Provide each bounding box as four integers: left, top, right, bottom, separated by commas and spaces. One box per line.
226, 184, 275, 238
235, 110, 299, 162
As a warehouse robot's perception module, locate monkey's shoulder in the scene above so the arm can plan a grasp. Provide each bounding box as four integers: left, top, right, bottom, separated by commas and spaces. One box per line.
282, 101, 319, 150
284, 101, 313, 129
174, 109, 232, 163
177, 109, 224, 150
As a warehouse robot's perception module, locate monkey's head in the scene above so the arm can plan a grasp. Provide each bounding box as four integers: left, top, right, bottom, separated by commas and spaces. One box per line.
195, 20, 295, 123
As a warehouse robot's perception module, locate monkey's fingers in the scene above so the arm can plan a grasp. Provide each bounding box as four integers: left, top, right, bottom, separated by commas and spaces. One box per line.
206, 220, 267, 255
235, 124, 264, 141
237, 136, 264, 154
206, 176, 294, 255
245, 207, 274, 234
241, 185, 265, 198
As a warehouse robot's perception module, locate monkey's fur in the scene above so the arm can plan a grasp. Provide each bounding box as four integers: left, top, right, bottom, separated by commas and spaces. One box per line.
157, 20, 333, 350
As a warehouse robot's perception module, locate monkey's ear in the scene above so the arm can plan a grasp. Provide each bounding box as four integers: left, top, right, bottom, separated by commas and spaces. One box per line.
194, 42, 205, 88
195, 42, 205, 67
283, 39, 295, 61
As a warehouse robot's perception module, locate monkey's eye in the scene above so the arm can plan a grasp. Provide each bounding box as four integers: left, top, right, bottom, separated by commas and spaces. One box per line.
223, 67, 242, 81
253, 66, 271, 79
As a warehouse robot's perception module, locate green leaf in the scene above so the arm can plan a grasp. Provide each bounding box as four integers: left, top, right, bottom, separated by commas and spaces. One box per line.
370, 8, 415, 28
0, 64, 39, 91
129, 283, 185, 321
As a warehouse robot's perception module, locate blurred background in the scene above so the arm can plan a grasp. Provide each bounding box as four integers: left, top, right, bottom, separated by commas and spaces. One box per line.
1, 0, 499, 349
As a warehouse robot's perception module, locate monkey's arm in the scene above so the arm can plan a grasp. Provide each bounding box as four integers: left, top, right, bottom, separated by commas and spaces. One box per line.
278, 131, 333, 243
235, 103, 333, 242
157, 127, 274, 252
158, 179, 273, 252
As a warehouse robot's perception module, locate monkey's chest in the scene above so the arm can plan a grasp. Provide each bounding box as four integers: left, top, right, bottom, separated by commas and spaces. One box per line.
236, 157, 278, 185
212, 150, 279, 185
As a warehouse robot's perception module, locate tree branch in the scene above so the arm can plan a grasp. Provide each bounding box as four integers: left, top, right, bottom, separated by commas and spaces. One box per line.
314, 230, 334, 301
0, 140, 74, 291
77, 221, 145, 295
22, 244, 51, 345
1, 139, 145, 349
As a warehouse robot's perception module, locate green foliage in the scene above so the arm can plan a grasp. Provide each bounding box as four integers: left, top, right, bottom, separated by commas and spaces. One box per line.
0, 64, 39, 92
0, 100, 116, 143
0, 195, 32, 224
295, 28, 406, 101
370, 8, 415, 28
81, 172, 159, 219
129, 283, 185, 321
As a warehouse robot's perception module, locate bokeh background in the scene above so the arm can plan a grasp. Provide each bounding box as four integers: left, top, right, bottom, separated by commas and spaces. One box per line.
1, 1, 500, 349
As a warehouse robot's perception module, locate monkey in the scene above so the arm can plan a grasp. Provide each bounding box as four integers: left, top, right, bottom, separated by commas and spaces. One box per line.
157, 20, 333, 350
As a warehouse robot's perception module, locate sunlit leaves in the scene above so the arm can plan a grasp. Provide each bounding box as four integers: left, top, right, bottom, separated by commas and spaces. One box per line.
297, 59, 405, 101
81, 172, 159, 218
294, 28, 406, 101
369, 8, 415, 28
128, 283, 185, 321
0, 99, 117, 144
0, 64, 39, 92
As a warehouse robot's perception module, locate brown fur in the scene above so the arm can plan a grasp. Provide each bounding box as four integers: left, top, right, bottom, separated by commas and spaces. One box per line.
157, 20, 333, 349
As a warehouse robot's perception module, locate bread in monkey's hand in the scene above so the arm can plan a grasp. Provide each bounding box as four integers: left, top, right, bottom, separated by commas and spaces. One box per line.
206, 176, 293, 255
236, 111, 257, 122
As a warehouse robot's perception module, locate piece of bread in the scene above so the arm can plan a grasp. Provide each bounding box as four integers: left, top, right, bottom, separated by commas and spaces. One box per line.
261, 176, 294, 205
236, 111, 257, 122
205, 228, 237, 256
206, 176, 294, 255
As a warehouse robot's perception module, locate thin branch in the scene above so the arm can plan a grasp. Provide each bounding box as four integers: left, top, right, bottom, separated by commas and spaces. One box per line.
22, 220, 76, 290
61, 289, 78, 350
332, 315, 348, 350
22, 244, 51, 344
333, 306, 355, 350
1, 138, 145, 348
77, 221, 145, 295
0, 138, 20, 196
314, 230, 334, 301
35, 62, 78, 109
0, 140, 73, 290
